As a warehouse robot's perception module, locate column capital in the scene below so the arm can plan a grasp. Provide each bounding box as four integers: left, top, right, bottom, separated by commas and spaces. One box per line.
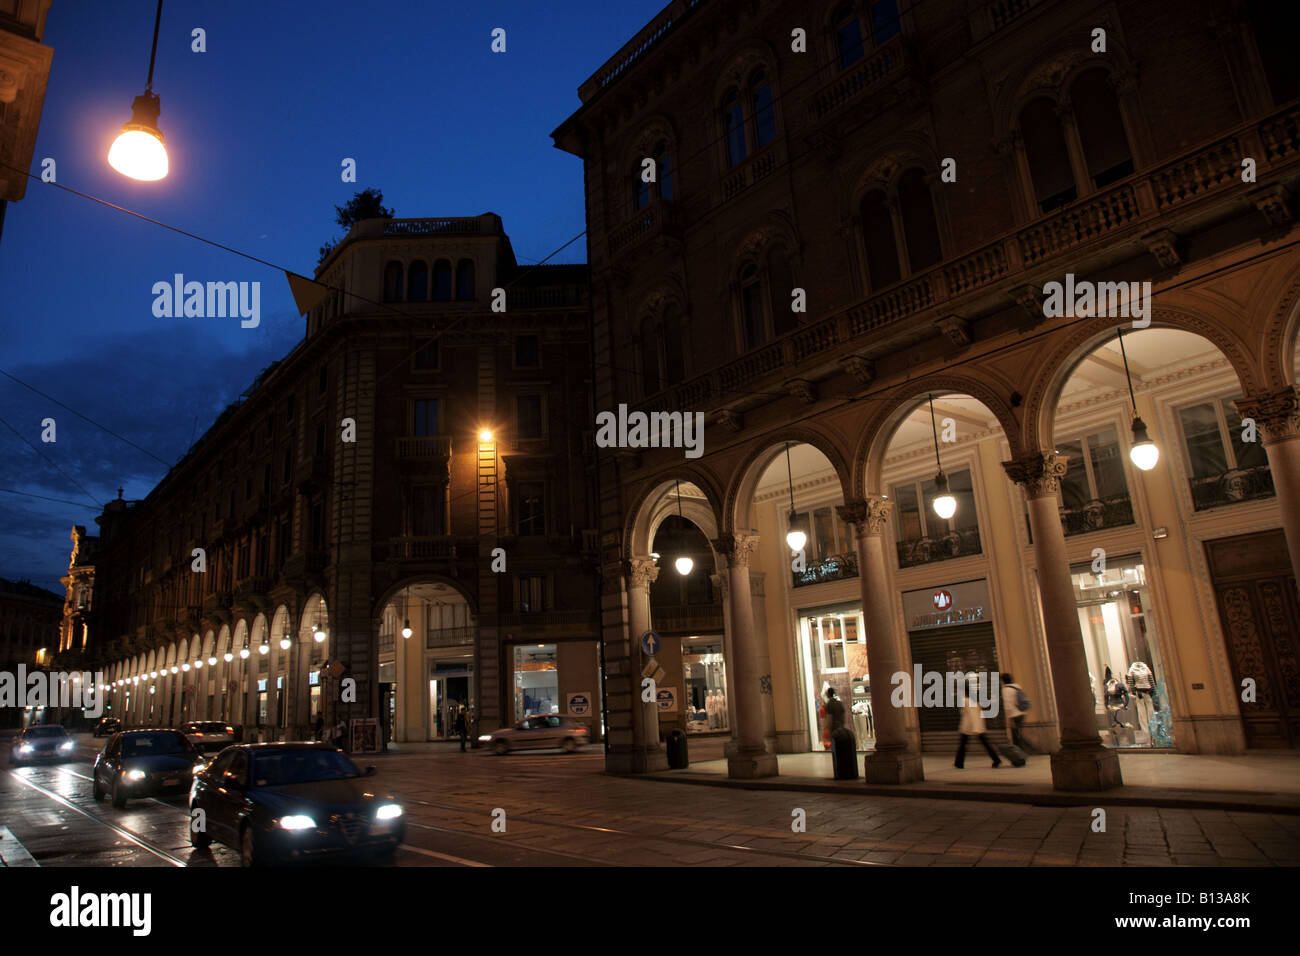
712, 533, 759, 568
837, 496, 893, 536
1235, 386, 1300, 444
709, 571, 729, 599
625, 557, 660, 590
1002, 451, 1069, 499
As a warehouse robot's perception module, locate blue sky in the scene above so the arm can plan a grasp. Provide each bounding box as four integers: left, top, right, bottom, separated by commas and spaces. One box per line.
0, 0, 663, 592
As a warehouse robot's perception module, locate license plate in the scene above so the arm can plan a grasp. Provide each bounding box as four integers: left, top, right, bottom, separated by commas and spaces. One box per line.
162, 777, 179, 786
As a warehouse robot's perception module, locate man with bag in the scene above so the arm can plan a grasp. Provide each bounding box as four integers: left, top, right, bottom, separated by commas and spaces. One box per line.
1001, 672, 1032, 753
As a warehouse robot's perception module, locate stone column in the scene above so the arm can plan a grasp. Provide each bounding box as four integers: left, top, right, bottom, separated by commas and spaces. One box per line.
838, 498, 924, 783
710, 570, 740, 754
1003, 452, 1121, 790
624, 557, 667, 770
713, 534, 778, 778
1236, 386, 1300, 587
749, 571, 777, 751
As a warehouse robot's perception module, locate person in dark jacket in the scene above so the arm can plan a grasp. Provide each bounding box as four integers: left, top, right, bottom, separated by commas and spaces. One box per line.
454, 706, 469, 752
824, 687, 846, 733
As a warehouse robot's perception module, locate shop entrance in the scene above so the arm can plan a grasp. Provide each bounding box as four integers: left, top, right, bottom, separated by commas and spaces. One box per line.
513, 644, 559, 720
798, 605, 871, 752
428, 668, 472, 741
1206, 530, 1300, 748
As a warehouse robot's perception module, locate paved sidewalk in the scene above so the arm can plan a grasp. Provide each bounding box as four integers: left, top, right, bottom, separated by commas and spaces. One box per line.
650, 743, 1300, 813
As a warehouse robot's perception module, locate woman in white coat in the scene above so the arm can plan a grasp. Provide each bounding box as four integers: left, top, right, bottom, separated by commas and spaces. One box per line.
955, 677, 1002, 769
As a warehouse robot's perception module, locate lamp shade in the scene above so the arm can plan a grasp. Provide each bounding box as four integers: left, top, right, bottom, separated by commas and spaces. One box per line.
1129, 416, 1159, 471
108, 93, 168, 181
932, 472, 957, 520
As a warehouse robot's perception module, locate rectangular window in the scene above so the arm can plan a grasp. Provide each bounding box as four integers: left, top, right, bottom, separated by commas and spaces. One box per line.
1043, 426, 1136, 538
310, 502, 325, 551
318, 366, 328, 395
516, 575, 546, 613
413, 485, 446, 536
413, 399, 439, 437
516, 481, 545, 536
891, 468, 981, 569
1177, 395, 1275, 510
514, 335, 540, 368
414, 340, 439, 370
282, 448, 292, 485
314, 422, 326, 457
516, 395, 544, 439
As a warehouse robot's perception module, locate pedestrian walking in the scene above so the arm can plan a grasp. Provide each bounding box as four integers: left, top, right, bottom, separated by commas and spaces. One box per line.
314, 713, 324, 742
1000, 672, 1032, 752
333, 718, 347, 750
454, 705, 469, 752
954, 676, 1002, 769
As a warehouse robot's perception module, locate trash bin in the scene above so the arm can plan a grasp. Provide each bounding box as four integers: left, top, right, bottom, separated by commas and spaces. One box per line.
830, 727, 858, 780
666, 729, 689, 769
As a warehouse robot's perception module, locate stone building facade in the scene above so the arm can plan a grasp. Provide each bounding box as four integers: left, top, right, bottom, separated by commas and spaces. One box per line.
553, 0, 1300, 789
77, 214, 599, 746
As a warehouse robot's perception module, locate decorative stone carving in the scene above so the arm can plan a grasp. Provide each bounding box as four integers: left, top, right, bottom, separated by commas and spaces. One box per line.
626, 557, 660, 590
1002, 452, 1069, 499
784, 378, 817, 404
1235, 386, 1300, 444
840, 354, 876, 386
837, 496, 892, 535
712, 533, 759, 569
716, 409, 744, 432
1252, 184, 1292, 226
1140, 228, 1181, 268
1007, 284, 1043, 323
936, 315, 971, 348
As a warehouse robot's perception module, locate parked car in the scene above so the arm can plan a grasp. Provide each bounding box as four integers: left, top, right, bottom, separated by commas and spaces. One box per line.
92, 729, 205, 808
479, 714, 589, 754
8, 725, 76, 766
93, 717, 121, 737
188, 743, 405, 866
179, 720, 235, 753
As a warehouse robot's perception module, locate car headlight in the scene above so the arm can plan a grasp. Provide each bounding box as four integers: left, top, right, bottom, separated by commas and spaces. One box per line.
279, 815, 316, 831
375, 803, 403, 821
127, 769, 147, 781
60, 741, 75, 751
477, 735, 491, 742
19, 744, 32, 754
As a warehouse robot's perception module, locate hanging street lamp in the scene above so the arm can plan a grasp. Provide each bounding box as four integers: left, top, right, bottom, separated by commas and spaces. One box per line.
108, 1, 170, 181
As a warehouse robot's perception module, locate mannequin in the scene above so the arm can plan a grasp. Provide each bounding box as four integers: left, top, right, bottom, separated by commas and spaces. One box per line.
716, 688, 728, 729
705, 690, 718, 730
1127, 661, 1156, 736
1104, 666, 1131, 731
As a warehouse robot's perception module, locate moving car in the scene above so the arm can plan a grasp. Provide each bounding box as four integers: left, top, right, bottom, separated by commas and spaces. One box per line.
93, 717, 121, 737
479, 714, 589, 754
8, 725, 76, 766
92, 729, 205, 808
188, 743, 405, 866
179, 720, 235, 753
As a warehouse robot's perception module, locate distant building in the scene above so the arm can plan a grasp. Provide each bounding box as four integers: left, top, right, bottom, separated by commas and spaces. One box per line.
0, 576, 63, 727
75, 214, 599, 745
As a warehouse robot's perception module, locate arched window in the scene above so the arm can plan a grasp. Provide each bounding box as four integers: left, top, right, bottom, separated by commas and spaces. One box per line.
870, 0, 900, 45
833, 3, 863, 70
752, 71, 775, 149
897, 169, 942, 272
1070, 68, 1133, 188
662, 306, 685, 385
1020, 97, 1076, 212
859, 189, 901, 289
655, 141, 674, 202
768, 248, 797, 337
723, 90, 747, 167
383, 261, 403, 302
455, 259, 476, 301
641, 315, 662, 396
433, 259, 452, 301
738, 264, 766, 350
407, 260, 428, 302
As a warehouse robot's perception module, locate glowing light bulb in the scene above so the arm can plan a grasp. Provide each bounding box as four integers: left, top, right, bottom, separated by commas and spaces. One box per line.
107, 92, 168, 181
931, 472, 957, 520
401, 620, 412, 639
674, 555, 694, 576
1129, 417, 1159, 471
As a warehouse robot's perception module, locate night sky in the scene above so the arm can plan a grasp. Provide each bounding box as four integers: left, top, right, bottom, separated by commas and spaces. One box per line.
0, 0, 662, 593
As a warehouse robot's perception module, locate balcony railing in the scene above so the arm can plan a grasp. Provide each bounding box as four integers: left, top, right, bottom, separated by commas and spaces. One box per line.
792, 551, 860, 588
426, 626, 476, 649
1189, 465, 1275, 511
383, 217, 484, 236
809, 34, 910, 122
608, 201, 678, 256
651, 603, 724, 633
388, 536, 460, 560
1061, 495, 1136, 537
897, 528, 983, 569
631, 100, 1300, 420
507, 286, 587, 308
395, 436, 452, 460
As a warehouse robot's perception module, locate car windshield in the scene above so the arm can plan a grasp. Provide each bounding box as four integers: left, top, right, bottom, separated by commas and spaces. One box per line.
122, 733, 187, 757
195, 723, 228, 732
26, 727, 67, 738
251, 749, 361, 786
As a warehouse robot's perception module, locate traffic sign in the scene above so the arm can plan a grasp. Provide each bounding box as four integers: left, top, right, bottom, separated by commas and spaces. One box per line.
640, 630, 661, 657
567, 691, 592, 716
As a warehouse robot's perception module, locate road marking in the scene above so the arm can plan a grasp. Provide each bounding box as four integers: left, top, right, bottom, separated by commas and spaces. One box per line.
6, 771, 188, 867
397, 841, 492, 867
0, 826, 39, 867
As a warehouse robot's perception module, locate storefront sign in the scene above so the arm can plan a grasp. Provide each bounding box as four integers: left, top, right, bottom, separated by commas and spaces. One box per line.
903, 579, 990, 630
567, 691, 593, 716
655, 687, 678, 712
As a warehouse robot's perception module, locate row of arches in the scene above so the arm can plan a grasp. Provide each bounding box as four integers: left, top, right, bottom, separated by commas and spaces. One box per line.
383, 258, 476, 303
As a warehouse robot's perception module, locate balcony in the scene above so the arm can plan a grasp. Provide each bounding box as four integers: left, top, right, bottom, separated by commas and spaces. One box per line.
395, 436, 452, 460
608, 201, 679, 257
382, 217, 487, 237
897, 529, 983, 569
388, 535, 463, 561
651, 603, 724, 634
721, 145, 782, 204
808, 34, 913, 123
426, 626, 477, 649
792, 551, 860, 588
1060, 496, 1135, 537
1189, 465, 1275, 512
633, 100, 1300, 420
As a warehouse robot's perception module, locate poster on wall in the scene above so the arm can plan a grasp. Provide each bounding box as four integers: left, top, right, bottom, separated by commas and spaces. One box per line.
350, 717, 381, 753
566, 691, 593, 717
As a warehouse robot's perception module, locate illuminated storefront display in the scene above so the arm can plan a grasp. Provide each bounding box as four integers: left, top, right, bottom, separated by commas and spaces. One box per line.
798, 605, 870, 751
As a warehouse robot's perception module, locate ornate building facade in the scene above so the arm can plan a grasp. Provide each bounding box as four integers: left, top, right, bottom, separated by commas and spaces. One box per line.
553, 0, 1300, 789
73, 214, 599, 746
